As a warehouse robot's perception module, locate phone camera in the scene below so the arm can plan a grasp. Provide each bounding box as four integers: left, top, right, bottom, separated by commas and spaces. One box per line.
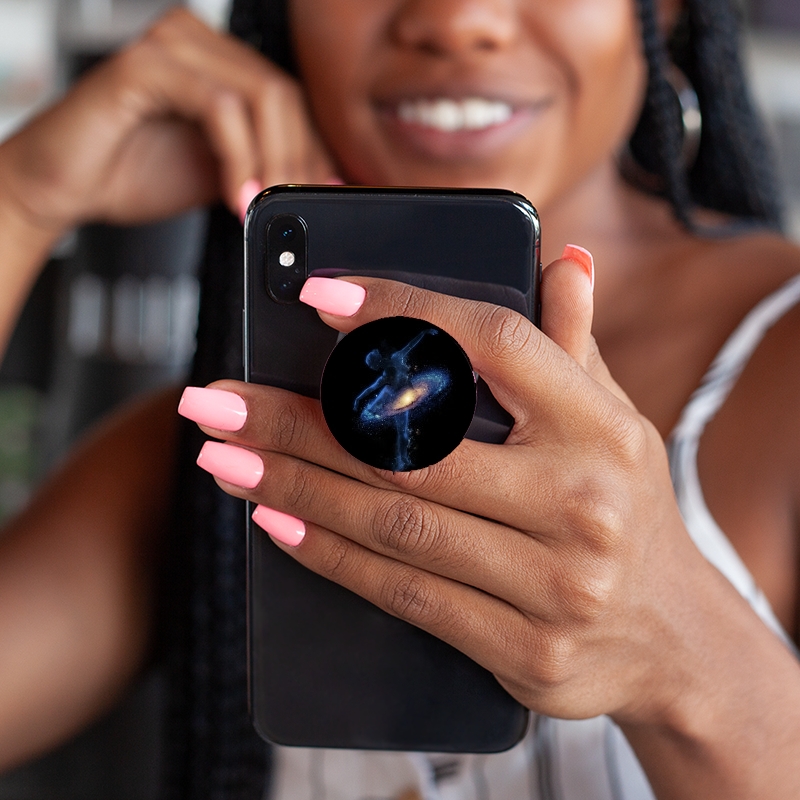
266, 214, 308, 303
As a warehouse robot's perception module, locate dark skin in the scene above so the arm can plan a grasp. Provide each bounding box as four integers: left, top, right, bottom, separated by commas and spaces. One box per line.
0, 0, 798, 796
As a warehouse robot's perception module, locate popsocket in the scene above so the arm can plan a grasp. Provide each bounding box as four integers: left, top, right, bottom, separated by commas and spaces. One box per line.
321, 316, 476, 471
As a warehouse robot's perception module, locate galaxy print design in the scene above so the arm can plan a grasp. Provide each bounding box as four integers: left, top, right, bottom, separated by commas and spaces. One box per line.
353, 329, 449, 471
321, 317, 476, 471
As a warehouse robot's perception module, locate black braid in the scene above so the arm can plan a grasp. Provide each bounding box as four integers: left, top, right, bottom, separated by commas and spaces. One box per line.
629, 0, 696, 227
161, 1, 785, 797
162, 208, 270, 800
631, 0, 783, 229
681, 0, 783, 226
229, 0, 294, 74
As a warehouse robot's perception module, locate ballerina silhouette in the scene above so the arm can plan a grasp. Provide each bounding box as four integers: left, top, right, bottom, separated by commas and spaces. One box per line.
353, 327, 450, 471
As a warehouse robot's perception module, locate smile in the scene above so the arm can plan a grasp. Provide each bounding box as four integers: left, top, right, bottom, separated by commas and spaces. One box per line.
396, 97, 514, 132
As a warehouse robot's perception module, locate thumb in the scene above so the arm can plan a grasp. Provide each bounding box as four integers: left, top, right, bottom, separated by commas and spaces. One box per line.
540, 244, 595, 367
541, 245, 635, 407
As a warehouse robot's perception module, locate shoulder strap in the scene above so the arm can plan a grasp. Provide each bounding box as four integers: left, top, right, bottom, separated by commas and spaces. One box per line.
667, 273, 800, 646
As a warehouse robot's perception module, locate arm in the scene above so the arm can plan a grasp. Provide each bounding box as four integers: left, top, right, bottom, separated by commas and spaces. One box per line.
0, 388, 179, 772
0, 7, 335, 358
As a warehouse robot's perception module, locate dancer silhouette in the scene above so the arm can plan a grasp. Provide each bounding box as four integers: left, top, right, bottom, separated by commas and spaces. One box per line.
353, 328, 449, 471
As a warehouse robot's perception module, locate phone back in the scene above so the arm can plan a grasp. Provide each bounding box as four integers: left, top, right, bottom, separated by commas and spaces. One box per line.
245, 186, 540, 752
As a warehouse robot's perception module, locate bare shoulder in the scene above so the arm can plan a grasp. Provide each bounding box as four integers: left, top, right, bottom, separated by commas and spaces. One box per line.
700, 229, 800, 454
698, 228, 800, 297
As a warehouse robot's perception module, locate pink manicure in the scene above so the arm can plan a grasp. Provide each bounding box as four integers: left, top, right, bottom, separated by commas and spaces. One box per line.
179, 387, 247, 431
238, 178, 262, 223
196, 441, 263, 488
561, 244, 595, 293
252, 505, 306, 547
299, 277, 366, 317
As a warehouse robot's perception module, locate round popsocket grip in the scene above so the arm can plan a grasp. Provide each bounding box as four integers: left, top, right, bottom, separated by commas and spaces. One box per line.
321, 316, 476, 472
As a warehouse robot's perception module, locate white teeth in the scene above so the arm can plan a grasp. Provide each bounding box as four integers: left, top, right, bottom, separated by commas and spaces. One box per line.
397, 98, 513, 132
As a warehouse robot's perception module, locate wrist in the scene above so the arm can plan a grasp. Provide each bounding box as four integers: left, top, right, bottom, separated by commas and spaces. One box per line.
0, 171, 68, 353
614, 556, 800, 797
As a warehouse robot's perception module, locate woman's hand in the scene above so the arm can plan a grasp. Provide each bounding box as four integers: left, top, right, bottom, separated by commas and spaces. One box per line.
182, 255, 709, 726
0, 7, 336, 236
182, 257, 800, 794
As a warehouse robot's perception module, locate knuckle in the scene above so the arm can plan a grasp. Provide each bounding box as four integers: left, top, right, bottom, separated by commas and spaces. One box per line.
155, 6, 198, 35
111, 40, 150, 81
560, 558, 619, 623
382, 570, 442, 626
283, 460, 316, 514
142, 9, 183, 45
561, 477, 628, 553
600, 404, 649, 472
479, 305, 538, 363
373, 495, 439, 558
392, 281, 431, 320
271, 400, 308, 452
316, 535, 352, 582
531, 630, 576, 688
391, 446, 467, 494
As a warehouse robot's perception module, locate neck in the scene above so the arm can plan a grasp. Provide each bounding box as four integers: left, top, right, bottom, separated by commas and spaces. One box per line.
539, 159, 684, 262
541, 161, 693, 354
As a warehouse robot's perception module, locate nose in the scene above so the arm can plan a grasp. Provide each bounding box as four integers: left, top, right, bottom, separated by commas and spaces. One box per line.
390, 0, 518, 56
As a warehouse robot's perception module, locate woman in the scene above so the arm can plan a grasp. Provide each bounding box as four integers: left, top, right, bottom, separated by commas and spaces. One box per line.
0, 0, 798, 797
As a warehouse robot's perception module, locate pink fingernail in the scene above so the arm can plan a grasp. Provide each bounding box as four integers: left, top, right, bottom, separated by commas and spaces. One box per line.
196, 441, 263, 488
238, 178, 262, 223
179, 387, 247, 431
252, 505, 306, 547
325, 176, 345, 185
561, 244, 595, 293
299, 277, 365, 317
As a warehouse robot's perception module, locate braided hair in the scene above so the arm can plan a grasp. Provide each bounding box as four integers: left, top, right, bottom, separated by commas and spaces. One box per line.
632, 0, 783, 229
161, 2, 783, 799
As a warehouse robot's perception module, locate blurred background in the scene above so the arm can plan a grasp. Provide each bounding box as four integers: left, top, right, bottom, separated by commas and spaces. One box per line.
0, 0, 797, 796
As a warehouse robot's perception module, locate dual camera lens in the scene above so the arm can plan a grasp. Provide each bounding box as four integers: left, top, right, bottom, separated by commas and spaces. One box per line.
266, 214, 307, 303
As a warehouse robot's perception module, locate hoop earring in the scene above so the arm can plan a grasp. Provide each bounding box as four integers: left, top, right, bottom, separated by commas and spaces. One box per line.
619, 64, 702, 193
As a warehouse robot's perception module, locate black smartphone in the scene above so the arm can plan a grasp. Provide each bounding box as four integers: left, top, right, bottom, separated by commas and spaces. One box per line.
244, 185, 540, 753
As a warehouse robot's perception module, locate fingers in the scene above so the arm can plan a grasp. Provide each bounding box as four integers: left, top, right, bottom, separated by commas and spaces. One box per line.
141, 10, 337, 191
204, 441, 561, 615
276, 522, 533, 686
302, 275, 614, 436
4, 7, 335, 229
112, 44, 258, 212
178, 381, 637, 544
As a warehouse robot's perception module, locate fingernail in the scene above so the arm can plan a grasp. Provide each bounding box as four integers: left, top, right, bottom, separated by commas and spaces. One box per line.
252, 505, 306, 547
561, 244, 595, 293
238, 178, 262, 223
325, 176, 345, 185
299, 277, 365, 317
178, 387, 247, 431
196, 441, 263, 488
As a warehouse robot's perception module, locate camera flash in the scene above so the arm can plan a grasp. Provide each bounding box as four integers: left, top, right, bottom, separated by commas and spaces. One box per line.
279, 251, 295, 267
